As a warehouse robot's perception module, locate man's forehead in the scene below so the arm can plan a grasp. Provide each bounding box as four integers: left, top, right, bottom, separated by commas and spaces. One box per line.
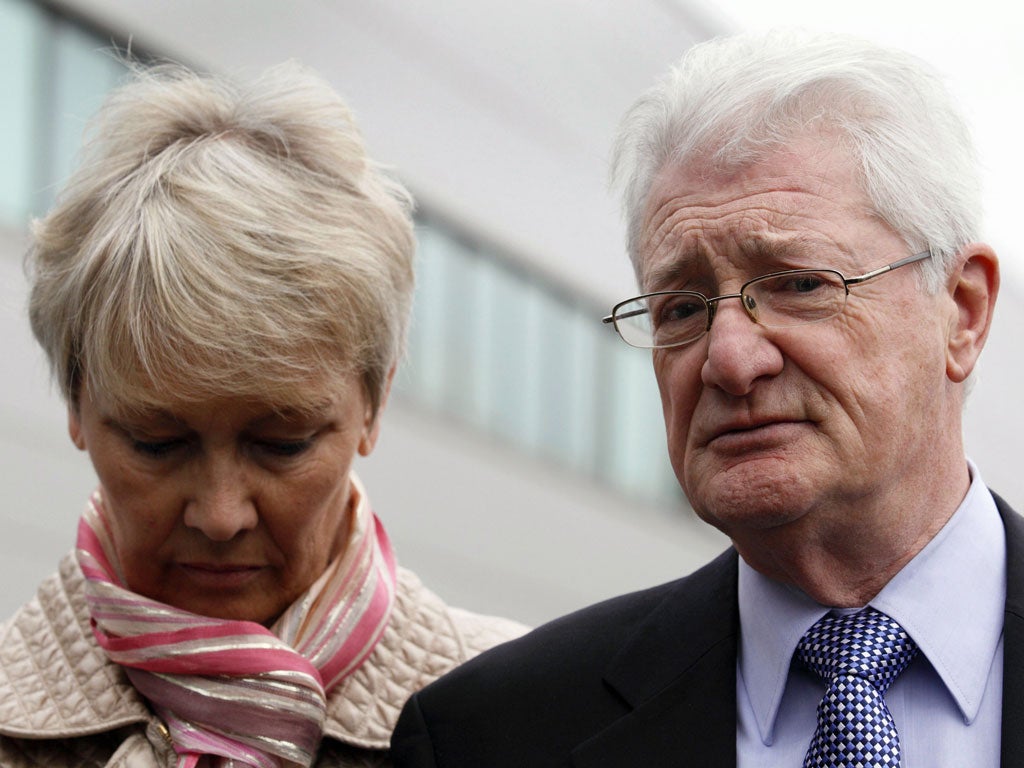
640, 234, 837, 292
636, 144, 872, 287
642, 131, 861, 220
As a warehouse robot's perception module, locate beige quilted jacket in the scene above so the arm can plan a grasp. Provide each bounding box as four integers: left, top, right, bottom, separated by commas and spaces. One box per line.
0, 552, 527, 767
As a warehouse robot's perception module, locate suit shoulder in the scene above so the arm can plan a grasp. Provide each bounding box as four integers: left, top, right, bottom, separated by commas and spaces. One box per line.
391, 550, 738, 765
415, 547, 737, 698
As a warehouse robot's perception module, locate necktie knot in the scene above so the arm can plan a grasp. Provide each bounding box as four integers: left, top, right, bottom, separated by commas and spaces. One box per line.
796, 607, 918, 767
797, 607, 918, 694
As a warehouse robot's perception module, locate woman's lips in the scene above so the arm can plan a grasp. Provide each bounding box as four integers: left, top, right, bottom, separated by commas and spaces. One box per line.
176, 562, 265, 590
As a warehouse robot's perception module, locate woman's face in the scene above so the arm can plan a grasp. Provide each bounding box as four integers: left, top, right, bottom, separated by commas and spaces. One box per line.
68, 373, 383, 625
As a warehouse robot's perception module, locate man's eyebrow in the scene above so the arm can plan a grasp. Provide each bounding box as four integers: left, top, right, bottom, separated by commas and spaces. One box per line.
642, 237, 833, 292
641, 237, 712, 292
643, 258, 697, 293
743, 238, 819, 263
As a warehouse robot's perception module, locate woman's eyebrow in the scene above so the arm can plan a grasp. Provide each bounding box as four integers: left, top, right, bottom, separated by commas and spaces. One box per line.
251, 401, 335, 426
103, 406, 183, 428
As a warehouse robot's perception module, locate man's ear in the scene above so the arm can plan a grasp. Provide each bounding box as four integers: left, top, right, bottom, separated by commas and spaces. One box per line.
946, 243, 1000, 383
359, 364, 397, 457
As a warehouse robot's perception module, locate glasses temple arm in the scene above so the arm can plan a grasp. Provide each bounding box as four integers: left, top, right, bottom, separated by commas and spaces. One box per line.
602, 307, 649, 324
844, 250, 932, 287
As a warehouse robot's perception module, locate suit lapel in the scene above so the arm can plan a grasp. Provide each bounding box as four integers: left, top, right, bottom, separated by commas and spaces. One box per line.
996, 493, 1024, 764
571, 550, 739, 768
569, 491, 1024, 766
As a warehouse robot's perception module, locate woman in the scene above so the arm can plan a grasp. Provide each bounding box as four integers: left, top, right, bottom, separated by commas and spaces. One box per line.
0, 62, 524, 767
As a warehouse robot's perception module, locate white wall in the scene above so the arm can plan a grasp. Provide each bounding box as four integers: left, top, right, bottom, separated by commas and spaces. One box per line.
0, 224, 729, 626
0, 0, 737, 629
2, 0, 1022, 628
51, 0, 725, 306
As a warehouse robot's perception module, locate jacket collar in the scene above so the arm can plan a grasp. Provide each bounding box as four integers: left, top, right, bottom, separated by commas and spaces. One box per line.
571, 548, 740, 768
570, 490, 1024, 768
996, 492, 1024, 764
0, 553, 150, 739
0, 553, 429, 751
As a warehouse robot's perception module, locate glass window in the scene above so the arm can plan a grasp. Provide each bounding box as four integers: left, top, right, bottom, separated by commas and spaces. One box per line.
0, 0, 42, 227
536, 299, 600, 473
400, 224, 450, 406
401, 216, 681, 507
485, 266, 542, 449
437, 235, 488, 425
37, 20, 126, 213
467, 260, 500, 430
602, 341, 676, 502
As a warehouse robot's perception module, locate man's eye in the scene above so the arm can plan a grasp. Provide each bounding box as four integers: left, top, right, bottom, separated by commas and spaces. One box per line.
658, 296, 704, 323
795, 276, 823, 292
778, 274, 828, 293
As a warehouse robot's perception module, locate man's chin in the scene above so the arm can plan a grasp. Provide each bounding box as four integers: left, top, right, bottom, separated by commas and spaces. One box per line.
686, 464, 818, 534
698, 506, 808, 540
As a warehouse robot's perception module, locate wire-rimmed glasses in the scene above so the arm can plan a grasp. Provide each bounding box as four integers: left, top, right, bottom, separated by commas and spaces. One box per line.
602, 251, 932, 349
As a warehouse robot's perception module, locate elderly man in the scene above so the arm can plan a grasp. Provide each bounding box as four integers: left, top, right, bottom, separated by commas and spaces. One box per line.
391, 30, 1011, 766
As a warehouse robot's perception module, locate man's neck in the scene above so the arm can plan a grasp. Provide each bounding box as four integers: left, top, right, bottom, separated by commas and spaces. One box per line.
732, 461, 972, 607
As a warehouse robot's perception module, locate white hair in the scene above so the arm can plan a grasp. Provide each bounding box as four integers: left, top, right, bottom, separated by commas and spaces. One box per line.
611, 29, 982, 293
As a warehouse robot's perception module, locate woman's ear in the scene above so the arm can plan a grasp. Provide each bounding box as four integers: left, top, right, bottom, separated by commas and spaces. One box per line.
68, 404, 86, 451
358, 364, 397, 457
946, 243, 1000, 383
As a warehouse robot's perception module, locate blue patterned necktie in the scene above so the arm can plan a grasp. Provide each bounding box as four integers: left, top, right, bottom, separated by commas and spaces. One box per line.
796, 607, 919, 767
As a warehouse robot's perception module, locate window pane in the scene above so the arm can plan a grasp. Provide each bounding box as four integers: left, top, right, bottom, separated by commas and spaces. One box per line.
486, 268, 542, 448
602, 342, 675, 502
0, 0, 42, 227
402, 217, 681, 507
437, 237, 487, 424
536, 299, 600, 472
400, 224, 450, 406
37, 21, 125, 212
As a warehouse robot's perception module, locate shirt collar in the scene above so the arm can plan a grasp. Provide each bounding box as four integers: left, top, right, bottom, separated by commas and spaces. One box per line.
738, 461, 1005, 744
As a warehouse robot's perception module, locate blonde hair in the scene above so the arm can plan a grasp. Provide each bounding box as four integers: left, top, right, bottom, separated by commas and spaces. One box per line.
28, 61, 414, 415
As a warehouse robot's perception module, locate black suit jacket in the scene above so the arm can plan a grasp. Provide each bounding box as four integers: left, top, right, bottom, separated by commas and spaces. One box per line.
393, 492, 1024, 767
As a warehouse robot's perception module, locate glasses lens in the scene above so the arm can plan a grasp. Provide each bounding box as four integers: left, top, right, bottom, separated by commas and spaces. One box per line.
745, 270, 846, 327
614, 293, 709, 348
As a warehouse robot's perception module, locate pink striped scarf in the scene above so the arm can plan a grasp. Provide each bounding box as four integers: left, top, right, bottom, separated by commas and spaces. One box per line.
76, 474, 397, 768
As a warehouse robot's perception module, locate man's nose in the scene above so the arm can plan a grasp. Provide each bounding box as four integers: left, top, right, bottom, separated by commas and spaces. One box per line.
700, 297, 783, 395
183, 457, 258, 541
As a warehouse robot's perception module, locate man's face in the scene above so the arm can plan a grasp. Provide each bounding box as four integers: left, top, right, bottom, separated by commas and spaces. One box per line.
639, 136, 962, 557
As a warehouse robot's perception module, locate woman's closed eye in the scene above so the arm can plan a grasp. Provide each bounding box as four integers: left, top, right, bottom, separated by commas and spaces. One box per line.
253, 437, 316, 458
130, 436, 188, 458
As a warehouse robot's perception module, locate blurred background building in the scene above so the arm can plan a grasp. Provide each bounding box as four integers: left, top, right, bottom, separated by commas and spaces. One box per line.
1, 0, 1020, 626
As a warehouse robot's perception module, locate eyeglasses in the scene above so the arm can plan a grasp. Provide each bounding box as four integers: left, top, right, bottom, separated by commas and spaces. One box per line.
602, 250, 932, 349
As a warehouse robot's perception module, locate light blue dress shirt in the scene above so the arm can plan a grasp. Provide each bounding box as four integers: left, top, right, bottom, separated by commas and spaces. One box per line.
736, 462, 1006, 767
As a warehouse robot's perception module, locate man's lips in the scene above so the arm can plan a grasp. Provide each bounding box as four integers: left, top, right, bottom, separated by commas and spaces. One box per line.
702, 417, 807, 448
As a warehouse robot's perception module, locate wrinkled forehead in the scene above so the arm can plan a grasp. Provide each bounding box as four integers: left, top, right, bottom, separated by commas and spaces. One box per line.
635, 139, 876, 291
